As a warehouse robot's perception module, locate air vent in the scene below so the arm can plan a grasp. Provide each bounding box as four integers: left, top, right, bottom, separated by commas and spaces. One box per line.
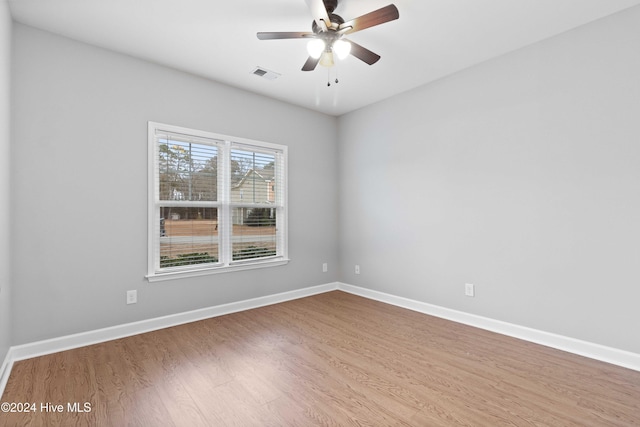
251, 67, 281, 81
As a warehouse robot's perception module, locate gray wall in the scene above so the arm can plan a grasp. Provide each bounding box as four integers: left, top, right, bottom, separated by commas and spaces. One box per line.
0, 1, 12, 362
338, 7, 640, 353
11, 24, 339, 345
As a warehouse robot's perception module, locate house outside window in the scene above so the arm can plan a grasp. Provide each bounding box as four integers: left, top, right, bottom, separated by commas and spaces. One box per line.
147, 122, 288, 281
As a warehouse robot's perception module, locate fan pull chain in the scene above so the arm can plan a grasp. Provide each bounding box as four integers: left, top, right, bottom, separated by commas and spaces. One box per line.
327, 66, 340, 87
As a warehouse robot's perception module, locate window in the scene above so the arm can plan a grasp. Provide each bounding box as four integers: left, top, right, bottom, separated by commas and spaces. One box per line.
147, 122, 288, 281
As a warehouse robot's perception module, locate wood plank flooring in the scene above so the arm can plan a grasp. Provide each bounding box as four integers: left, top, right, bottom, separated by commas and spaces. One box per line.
2, 291, 639, 426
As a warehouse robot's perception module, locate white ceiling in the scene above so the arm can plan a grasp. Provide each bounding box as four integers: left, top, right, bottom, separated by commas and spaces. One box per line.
8, 0, 640, 116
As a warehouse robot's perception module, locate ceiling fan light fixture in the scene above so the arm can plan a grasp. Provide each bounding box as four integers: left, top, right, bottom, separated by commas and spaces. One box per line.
319, 50, 335, 67
307, 39, 325, 59
333, 39, 351, 60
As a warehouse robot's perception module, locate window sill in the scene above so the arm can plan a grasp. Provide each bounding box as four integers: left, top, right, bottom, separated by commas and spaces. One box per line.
146, 258, 290, 283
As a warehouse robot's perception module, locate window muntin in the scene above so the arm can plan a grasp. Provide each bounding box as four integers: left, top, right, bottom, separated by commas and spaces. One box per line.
148, 123, 288, 281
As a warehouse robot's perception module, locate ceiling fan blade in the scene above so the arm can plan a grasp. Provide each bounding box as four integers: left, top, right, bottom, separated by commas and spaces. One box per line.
339, 4, 399, 35
345, 39, 381, 65
257, 32, 315, 40
302, 56, 320, 71
304, 0, 331, 31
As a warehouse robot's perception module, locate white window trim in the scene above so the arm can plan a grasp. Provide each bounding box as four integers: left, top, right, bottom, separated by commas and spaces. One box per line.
146, 122, 289, 282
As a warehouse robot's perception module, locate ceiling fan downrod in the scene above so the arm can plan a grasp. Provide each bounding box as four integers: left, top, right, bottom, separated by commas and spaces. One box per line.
323, 0, 339, 14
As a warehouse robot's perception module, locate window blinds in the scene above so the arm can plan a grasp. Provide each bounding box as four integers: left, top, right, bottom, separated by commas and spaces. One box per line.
149, 123, 287, 277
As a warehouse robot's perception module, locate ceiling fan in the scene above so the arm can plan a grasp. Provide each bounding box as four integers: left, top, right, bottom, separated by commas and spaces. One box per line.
257, 0, 399, 72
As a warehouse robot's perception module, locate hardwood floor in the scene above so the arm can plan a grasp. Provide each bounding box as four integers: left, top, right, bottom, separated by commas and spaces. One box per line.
2, 291, 639, 426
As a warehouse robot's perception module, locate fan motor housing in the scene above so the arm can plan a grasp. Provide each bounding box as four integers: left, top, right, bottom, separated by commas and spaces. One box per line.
312, 13, 345, 33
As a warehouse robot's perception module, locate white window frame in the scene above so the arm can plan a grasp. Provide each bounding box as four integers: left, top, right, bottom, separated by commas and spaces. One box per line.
147, 122, 288, 282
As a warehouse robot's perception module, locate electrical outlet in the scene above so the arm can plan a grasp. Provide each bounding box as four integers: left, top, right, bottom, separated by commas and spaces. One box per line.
465, 283, 475, 297
126, 290, 137, 305
322, 263, 328, 273
355, 265, 360, 275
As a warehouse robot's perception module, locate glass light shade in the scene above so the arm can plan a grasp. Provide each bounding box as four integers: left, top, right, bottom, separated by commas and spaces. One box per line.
319, 51, 334, 67
307, 39, 325, 59
333, 39, 351, 60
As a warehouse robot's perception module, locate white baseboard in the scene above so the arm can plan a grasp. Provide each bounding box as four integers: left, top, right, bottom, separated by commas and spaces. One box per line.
2, 280, 639, 398
337, 282, 640, 372
0, 347, 13, 399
